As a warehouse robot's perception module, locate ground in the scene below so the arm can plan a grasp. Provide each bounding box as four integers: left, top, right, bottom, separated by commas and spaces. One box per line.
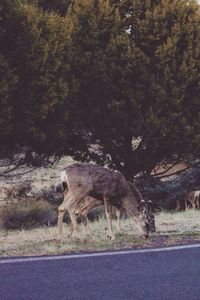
1, 210, 200, 257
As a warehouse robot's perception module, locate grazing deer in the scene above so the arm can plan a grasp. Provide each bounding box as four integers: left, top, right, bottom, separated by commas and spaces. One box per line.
184, 190, 200, 210
69, 195, 155, 237
127, 182, 155, 233
57, 163, 150, 240
72, 182, 155, 235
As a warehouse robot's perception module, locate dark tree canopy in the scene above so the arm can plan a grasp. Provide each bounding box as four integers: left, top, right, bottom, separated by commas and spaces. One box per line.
23, 0, 73, 16
1, 0, 200, 179
0, 0, 71, 159
62, 0, 200, 178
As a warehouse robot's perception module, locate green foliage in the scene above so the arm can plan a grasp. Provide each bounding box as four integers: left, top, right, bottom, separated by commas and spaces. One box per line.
0, 1, 71, 158
25, 0, 72, 16
61, 0, 200, 178
125, 0, 200, 174
0, 0, 20, 155
15, 5, 70, 153
64, 0, 140, 169
1, 0, 200, 178
0, 55, 17, 147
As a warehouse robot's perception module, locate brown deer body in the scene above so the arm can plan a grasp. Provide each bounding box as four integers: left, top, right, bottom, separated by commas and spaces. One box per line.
57, 163, 150, 240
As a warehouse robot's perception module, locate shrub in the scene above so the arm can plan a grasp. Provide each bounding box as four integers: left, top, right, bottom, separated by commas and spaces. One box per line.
39, 185, 63, 205
4, 181, 32, 199
0, 200, 57, 230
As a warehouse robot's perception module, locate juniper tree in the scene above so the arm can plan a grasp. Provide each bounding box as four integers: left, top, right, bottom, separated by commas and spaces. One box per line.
0, 0, 72, 165
1, 0, 200, 179
25, 0, 73, 16
62, 0, 143, 176
63, 0, 200, 179
125, 0, 200, 175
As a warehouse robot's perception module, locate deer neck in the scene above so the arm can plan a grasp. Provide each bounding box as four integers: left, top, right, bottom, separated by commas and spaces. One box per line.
122, 191, 140, 217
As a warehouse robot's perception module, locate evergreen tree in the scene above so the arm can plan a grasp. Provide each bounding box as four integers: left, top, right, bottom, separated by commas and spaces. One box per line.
0, 0, 72, 161
0, 0, 20, 156
1, 0, 200, 179
125, 0, 200, 175
26, 0, 73, 16
64, 0, 141, 173
64, 0, 200, 178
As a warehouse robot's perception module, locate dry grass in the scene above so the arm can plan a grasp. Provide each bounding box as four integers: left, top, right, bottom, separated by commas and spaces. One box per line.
156, 210, 200, 234
1, 210, 200, 257
0, 156, 74, 206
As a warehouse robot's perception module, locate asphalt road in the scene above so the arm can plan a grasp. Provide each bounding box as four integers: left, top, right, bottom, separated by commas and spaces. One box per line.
1, 245, 200, 300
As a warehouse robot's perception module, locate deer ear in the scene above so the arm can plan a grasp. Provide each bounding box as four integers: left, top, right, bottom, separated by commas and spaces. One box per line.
138, 199, 145, 210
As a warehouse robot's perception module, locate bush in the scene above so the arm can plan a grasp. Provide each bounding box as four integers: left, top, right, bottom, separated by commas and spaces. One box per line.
4, 181, 32, 199
0, 200, 57, 229
40, 185, 63, 205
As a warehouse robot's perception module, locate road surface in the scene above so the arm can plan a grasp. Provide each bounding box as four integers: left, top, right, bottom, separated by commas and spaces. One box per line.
1, 244, 200, 300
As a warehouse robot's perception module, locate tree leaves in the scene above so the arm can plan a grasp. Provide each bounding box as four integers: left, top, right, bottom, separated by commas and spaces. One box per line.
1, 0, 200, 178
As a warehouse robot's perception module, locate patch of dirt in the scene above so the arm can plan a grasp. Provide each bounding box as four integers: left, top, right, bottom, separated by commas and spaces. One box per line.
138, 234, 200, 250
160, 222, 176, 226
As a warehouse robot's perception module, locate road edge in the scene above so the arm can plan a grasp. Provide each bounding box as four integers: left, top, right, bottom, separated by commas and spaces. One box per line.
1, 243, 200, 264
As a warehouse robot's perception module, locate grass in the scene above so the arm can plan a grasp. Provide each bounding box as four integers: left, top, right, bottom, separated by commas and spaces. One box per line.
1, 210, 200, 257
156, 209, 200, 233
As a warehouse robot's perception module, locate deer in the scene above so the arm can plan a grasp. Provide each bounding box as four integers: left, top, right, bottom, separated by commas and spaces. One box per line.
184, 190, 200, 210
127, 181, 155, 233
69, 181, 155, 236
57, 163, 151, 241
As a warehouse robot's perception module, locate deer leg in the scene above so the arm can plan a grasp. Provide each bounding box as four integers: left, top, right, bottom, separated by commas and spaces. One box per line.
57, 191, 74, 240
185, 200, 188, 211
197, 197, 200, 209
67, 211, 83, 238
57, 206, 66, 241
68, 211, 80, 236
194, 196, 199, 209
67, 221, 74, 237
82, 215, 92, 236
104, 194, 115, 240
116, 208, 123, 231
192, 200, 196, 210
